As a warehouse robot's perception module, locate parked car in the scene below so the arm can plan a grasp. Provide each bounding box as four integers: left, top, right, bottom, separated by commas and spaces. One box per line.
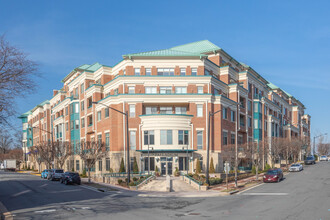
48, 169, 64, 181
60, 172, 81, 185
319, 155, 328, 161
263, 168, 283, 183
41, 169, 49, 178
304, 156, 316, 165
289, 163, 303, 172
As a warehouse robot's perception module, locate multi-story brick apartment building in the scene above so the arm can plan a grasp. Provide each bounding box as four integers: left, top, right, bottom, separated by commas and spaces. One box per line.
19, 40, 311, 175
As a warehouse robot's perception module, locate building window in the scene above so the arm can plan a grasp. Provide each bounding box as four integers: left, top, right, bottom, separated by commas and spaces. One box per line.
160, 130, 172, 145
81, 118, 85, 128
197, 104, 203, 117
130, 131, 136, 150
175, 107, 187, 114
98, 134, 102, 145
114, 88, 118, 95
88, 115, 93, 126
97, 111, 101, 121
254, 103, 259, 112
231, 110, 235, 122
65, 107, 68, 115
248, 117, 252, 128
145, 86, 157, 94
134, 68, 140, 76
223, 131, 228, 145
76, 160, 80, 171
191, 68, 197, 76
129, 104, 135, 117
248, 101, 252, 111
145, 106, 158, 114
144, 130, 155, 145
71, 121, 74, 130
81, 101, 84, 111
105, 108, 109, 118
231, 134, 235, 145
105, 133, 110, 150
197, 86, 203, 94
66, 122, 68, 131
223, 107, 227, 119
75, 120, 79, 129
98, 160, 102, 171
157, 68, 174, 76
160, 106, 172, 114
197, 131, 203, 150
128, 86, 135, 94
88, 97, 93, 108
178, 130, 189, 145
145, 68, 151, 76
180, 68, 186, 76
75, 103, 79, 113
254, 119, 258, 129
106, 158, 110, 171
160, 87, 172, 94
81, 83, 84, 94
238, 136, 243, 145
175, 87, 187, 94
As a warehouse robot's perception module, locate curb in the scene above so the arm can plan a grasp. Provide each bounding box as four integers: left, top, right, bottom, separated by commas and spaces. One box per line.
229, 190, 239, 195
0, 201, 13, 220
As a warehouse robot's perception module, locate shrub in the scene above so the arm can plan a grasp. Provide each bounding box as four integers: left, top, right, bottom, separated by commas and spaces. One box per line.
196, 158, 201, 174
71, 167, 74, 172
209, 178, 216, 185
109, 168, 113, 173
118, 179, 123, 184
314, 155, 318, 161
209, 158, 215, 173
200, 174, 205, 179
264, 164, 271, 171
188, 173, 193, 177
119, 158, 125, 173
133, 157, 139, 173
133, 177, 138, 181
82, 168, 86, 176
251, 165, 256, 174
128, 182, 136, 186
32, 165, 34, 171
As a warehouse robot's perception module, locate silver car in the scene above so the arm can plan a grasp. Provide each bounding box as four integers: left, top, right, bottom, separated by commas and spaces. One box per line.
48, 169, 64, 181
289, 163, 303, 172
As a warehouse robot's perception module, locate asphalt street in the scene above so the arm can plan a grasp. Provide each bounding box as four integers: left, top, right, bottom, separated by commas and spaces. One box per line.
0, 162, 329, 220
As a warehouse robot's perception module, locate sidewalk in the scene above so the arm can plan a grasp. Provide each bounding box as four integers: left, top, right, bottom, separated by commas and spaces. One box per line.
210, 175, 263, 192
17, 170, 41, 176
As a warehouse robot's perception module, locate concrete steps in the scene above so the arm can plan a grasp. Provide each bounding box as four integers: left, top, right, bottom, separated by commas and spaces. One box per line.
139, 176, 196, 192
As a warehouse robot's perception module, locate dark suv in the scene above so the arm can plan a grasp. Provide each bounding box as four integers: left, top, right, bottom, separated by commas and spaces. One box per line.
48, 169, 64, 181
60, 172, 81, 185
304, 156, 316, 165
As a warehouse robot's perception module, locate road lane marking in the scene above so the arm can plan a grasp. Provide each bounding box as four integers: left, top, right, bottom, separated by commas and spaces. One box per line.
242, 193, 288, 196
81, 207, 91, 210
34, 209, 56, 213
12, 189, 31, 197
237, 183, 264, 195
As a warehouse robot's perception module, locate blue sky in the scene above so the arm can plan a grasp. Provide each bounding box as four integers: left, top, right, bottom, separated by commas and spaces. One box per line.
1, 0, 329, 141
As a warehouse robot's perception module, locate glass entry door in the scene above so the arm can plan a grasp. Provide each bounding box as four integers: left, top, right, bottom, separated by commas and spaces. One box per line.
167, 162, 172, 175
161, 162, 166, 175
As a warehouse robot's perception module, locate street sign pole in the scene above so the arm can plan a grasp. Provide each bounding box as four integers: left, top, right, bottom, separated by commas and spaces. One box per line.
224, 161, 230, 190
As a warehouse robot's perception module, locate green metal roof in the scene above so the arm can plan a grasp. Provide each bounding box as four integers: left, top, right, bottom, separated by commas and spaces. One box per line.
123, 48, 207, 58
267, 83, 279, 90
283, 90, 293, 98
170, 40, 221, 54
62, 62, 104, 82
38, 100, 50, 107
18, 111, 32, 118
123, 40, 220, 58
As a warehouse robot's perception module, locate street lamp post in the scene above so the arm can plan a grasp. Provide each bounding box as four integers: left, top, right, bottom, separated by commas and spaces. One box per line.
93, 102, 131, 183
313, 133, 327, 156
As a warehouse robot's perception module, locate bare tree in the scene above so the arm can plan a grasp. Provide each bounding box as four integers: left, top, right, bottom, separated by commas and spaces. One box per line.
245, 140, 267, 180
54, 141, 71, 169
77, 141, 106, 183
318, 142, 330, 156
0, 35, 38, 126
35, 142, 54, 169
270, 137, 285, 167
0, 128, 12, 154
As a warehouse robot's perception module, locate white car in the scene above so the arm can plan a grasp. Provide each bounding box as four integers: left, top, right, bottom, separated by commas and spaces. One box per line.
289, 163, 303, 172
319, 156, 328, 161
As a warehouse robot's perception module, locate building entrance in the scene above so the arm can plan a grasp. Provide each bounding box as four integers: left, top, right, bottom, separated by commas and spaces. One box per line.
160, 157, 173, 176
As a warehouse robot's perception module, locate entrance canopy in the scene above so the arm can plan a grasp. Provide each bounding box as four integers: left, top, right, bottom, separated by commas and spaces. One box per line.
136, 149, 196, 157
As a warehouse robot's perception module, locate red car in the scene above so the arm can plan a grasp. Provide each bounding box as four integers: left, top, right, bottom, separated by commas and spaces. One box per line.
263, 169, 283, 183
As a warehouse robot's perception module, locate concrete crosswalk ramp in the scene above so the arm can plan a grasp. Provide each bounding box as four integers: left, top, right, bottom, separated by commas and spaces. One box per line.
139, 176, 196, 192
